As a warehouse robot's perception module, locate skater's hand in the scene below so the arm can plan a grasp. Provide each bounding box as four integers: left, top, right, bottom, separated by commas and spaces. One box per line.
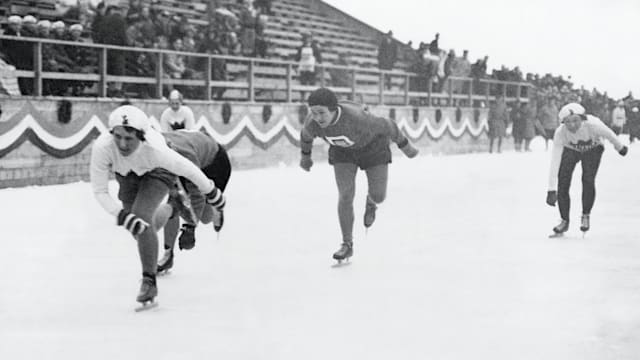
546, 191, 557, 207
399, 142, 419, 158
117, 210, 149, 236
619, 146, 628, 156
206, 187, 226, 210
300, 154, 313, 171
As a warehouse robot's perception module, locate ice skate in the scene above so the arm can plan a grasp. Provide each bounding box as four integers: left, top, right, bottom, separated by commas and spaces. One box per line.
178, 224, 196, 250
134, 276, 158, 312
213, 208, 224, 233
580, 214, 590, 236
332, 241, 353, 265
549, 219, 569, 238
157, 248, 174, 275
363, 199, 377, 228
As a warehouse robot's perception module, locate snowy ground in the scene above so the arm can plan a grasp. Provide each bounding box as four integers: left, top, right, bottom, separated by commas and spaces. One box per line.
1, 138, 640, 360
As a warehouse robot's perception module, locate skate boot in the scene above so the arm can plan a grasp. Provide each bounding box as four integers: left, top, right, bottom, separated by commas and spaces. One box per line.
363, 199, 377, 228
213, 208, 224, 232
178, 224, 196, 250
550, 219, 569, 237
580, 214, 590, 232
136, 274, 157, 304
333, 241, 353, 263
157, 248, 174, 274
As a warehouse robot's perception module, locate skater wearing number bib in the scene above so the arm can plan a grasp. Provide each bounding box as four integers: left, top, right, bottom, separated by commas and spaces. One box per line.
157, 130, 232, 274
546, 103, 628, 236
299, 88, 419, 262
90, 105, 226, 308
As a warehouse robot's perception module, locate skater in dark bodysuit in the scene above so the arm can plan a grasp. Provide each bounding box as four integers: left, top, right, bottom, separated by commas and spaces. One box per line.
299, 88, 419, 262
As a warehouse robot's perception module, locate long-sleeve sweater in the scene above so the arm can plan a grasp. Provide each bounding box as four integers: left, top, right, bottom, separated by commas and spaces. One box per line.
300, 102, 407, 153
90, 129, 215, 216
547, 115, 624, 191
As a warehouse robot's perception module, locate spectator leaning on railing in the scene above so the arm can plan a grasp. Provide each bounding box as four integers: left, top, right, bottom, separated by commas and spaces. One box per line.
611, 101, 626, 135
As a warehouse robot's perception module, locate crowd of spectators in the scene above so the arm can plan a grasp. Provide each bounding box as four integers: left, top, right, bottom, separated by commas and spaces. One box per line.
0, 0, 272, 98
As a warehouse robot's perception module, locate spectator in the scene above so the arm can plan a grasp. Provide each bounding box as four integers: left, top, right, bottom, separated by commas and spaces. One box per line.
238, 0, 257, 56
628, 105, 640, 143
21, 15, 39, 37
471, 55, 488, 97
437, 49, 455, 93
488, 96, 508, 153
296, 33, 322, 89
521, 100, 537, 151
2, 15, 33, 95
329, 52, 353, 89
254, 11, 269, 58
611, 100, 626, 135
429, 33, 439, 54
160, 90, 196, 131
377, 31, 397, 90
66, 24, 97, 96
451, 49, 471, 94
537, 97, 559, 150
377, 30, 397, 71
198, 27, 228, 100
254, 0, 273, 15
94, 5, 128, 97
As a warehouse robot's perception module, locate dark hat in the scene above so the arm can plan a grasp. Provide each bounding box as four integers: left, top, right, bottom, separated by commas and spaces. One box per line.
307, 88, 337, 109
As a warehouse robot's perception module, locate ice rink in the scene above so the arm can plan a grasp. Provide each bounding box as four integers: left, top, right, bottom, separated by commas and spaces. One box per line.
1, 139, 639, 360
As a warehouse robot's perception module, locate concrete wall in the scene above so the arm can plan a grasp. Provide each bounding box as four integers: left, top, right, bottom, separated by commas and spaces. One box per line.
0, 98, 490, 188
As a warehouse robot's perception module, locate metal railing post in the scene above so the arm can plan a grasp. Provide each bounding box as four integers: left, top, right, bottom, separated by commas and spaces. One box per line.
98, 47, 107, 97
350, 69, 357, 101
286, 63, 293, 102
205, 56, 212, 100
427, 77, 432, 107
34, 42, 42, 96
378, 71, 384, 105
468, 79, 473, 107
448, 78, 453, 107
404, 74, 410, 106
248, 60, 255, 102
155, 51, 163, 98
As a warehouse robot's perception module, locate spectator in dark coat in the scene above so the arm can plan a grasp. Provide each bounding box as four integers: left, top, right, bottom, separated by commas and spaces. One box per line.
94, 5, 127, 96
2, 15, 33, 95
488, 96, 508, 153
377, 31, 397, 70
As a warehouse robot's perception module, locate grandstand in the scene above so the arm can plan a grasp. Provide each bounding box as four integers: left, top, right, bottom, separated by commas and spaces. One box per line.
0, 0, 530, 105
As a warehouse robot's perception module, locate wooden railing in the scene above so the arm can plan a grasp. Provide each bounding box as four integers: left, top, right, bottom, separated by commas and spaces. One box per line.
0, 35, 532, 106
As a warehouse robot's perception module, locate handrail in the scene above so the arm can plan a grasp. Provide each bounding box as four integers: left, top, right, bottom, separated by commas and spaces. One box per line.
0, 34, 533, 106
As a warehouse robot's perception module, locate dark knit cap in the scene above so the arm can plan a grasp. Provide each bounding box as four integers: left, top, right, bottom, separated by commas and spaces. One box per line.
307, 88, 338, 109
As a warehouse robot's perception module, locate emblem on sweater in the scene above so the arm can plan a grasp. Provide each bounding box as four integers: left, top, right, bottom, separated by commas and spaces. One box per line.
324, 135, 355, 147
569, 139, 597, 152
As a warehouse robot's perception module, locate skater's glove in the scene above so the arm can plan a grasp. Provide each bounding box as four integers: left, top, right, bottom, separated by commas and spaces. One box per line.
300, 153, 313, 171
546, 191, 557, 207
398, 140, 419, 158
117, 210, 149, 236
205, 187, 226, 210
619, 146, 628, 156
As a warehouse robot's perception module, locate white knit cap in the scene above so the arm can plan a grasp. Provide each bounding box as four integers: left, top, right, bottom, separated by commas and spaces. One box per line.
558, 102, 585, 122
52, 21, 65, 29
8, 15, 22, 24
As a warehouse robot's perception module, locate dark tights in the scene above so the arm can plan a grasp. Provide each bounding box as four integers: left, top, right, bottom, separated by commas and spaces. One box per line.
557, 145, 604, 220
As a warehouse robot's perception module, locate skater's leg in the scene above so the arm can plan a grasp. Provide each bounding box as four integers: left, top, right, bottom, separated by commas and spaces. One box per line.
580, 146, 604, 215
163, 215, 180, 250
489, 137, 494, 153
132, 177, 171, 276
365, 164, 388, 205
557, 148, 580, 221
497, 136, 502, 153
333, 163, 358, 242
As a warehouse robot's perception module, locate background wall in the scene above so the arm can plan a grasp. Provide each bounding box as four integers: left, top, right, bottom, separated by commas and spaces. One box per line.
0, 98, 490, 188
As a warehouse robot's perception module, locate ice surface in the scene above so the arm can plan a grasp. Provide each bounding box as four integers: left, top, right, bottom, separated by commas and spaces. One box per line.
1, 139, 639, 360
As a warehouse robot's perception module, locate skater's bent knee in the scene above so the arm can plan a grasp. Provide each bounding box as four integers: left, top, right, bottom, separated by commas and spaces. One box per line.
368, 192, 386, 204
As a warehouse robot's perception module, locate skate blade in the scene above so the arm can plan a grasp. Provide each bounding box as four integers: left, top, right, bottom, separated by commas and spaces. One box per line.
548, 233, 565, 238
331, 258, 352, 268
134, 300, 158, 312
157, 270, 171, 277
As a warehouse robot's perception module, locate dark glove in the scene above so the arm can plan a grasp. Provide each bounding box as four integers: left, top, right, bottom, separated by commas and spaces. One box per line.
205, 187, 226, 210
546, 191, 557, 207
300, 153, 313, 171
178, 224, 196, 250
117, 209, 149, 236
399, 142, 419, 158
619, 146, 628, 156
